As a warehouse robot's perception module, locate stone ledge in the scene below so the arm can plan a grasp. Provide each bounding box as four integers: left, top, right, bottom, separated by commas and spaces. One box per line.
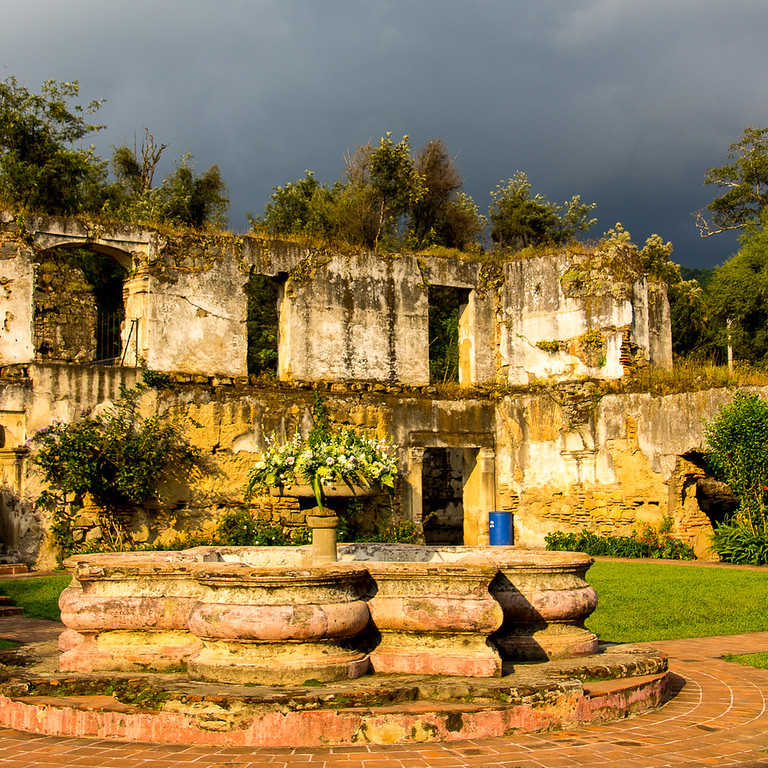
0, 644, 670, 746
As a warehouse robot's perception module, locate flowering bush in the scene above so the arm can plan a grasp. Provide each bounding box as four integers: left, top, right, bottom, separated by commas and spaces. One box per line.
245, 428, 398, 510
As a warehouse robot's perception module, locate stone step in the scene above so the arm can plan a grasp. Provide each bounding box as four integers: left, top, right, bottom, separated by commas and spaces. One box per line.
0, 596, 23, 617
0, 564, 28, 576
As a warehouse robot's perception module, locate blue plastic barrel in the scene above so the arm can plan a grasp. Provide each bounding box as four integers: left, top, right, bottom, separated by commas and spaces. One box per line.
488, 511, 513, 546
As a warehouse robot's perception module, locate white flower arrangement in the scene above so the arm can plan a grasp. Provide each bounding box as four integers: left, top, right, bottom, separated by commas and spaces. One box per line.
245, 428, 398, 510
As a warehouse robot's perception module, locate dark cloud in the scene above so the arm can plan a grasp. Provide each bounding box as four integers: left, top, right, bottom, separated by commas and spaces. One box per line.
2, 0, 767, 266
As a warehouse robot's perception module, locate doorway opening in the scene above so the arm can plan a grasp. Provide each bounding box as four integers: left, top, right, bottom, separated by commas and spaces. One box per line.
422, 447, 464, 544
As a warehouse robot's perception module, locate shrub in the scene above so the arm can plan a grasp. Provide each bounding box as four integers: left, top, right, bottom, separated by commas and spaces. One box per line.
215, 508, 309, 547
711, 519, 768, 565
705, 392, 768, 563
30, 382, 202, 557
545, 523, 696, 560
704, 391, 768, 520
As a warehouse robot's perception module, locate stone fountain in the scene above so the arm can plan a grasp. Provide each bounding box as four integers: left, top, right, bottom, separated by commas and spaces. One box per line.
0, 543, 671, 747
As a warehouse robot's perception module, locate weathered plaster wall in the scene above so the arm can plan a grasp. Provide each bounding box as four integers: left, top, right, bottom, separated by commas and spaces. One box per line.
0, 360, 751, 566
500, 252, 672, 385
143, 241, 248, 377
0, 240, 35, 366
1, 214, 672, 386
496, 387, 744, 556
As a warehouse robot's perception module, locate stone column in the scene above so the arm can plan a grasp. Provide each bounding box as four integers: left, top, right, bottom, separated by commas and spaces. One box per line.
404, 447, 425, 530
463, 447, 496, 546
477, 447, 497, 546
306, 506, 339, 565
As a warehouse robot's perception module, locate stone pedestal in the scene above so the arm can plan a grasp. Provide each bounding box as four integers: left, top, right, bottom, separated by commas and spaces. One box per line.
487, 550, 598, 661
187, 563, 370, 685
367, 559, 503, 677
306, 506, 339, 565
58, 552, 203, 672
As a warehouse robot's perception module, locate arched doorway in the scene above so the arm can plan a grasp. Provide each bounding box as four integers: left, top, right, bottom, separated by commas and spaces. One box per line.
34, 245, 129, 364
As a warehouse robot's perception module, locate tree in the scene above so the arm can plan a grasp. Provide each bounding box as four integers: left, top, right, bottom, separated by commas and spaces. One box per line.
258, 170, 339, 238
489, 171, 596, 250
159, 154, 229, 228
408, 139, 484, 250
409, 139, 462, 245
705, 214, 768, 364
697, 126, 768, 237
366, 133, 424, 249
0, 76, 107, 214
111, 128, 167, 198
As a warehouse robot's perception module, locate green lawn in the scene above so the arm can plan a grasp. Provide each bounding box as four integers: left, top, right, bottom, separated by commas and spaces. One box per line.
0, 574, 72, 622
586, 560, 768, 643
723, 652, 768, 669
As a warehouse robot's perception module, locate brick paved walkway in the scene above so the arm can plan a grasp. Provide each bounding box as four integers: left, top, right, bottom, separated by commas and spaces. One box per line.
0, 625, 766, 767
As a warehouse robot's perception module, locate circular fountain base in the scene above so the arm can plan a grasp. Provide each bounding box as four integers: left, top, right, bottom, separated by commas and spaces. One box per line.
0, 642, 669, 746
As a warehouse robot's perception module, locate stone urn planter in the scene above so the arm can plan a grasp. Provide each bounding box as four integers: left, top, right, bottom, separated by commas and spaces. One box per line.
366, 558, 504, 677
270, 481, 376, 500
58, 551, 204, 672
186, 562, 371, 685
486, 549, 598, 661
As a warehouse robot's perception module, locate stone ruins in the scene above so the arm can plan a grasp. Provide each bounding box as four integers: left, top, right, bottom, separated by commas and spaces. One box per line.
0, 213, 740, 566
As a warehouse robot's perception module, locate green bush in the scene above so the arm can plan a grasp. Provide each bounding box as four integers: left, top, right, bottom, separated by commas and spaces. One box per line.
215, 508, 309, 547
705, 391, 768, 518
545, 524, 696, 560
705, 392, 768, 563
30, 382, 202, 559
711, 520, 768, 565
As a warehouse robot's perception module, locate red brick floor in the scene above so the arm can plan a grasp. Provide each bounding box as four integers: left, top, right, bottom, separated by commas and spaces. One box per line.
0, 628, 768, 767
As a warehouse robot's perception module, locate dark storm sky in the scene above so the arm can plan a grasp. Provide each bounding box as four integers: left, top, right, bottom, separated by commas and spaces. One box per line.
4, 0, 768, 268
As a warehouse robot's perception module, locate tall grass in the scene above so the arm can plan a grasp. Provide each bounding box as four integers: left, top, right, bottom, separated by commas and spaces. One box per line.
605, 359, 768, 397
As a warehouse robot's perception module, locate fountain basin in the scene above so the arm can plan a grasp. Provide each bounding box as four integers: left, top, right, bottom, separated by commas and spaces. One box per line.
187, 562, 370, 685
59, 544, 598, 681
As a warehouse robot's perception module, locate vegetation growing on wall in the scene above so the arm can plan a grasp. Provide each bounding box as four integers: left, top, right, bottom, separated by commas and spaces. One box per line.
31, 382, 202, 557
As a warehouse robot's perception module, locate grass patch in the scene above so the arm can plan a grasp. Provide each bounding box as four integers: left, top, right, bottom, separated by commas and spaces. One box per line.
586, 561, 768, 643
0, 639, 20, 650
722, 652, 768, 670
0, 574, 72, 622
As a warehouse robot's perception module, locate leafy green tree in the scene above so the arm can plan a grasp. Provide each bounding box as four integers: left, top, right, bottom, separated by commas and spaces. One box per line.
705, 214, 768, 364
366, 133, 425, 249
489, 171, 596, 250
258, 170, 339, 238
697, 126, 768, 237
157, 154, 229, 229
104, 141, 228, 228
667, 278, 714, 359
0, 77, 107, 214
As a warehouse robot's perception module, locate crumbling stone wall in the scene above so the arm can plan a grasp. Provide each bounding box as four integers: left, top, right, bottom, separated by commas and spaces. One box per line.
0, 359, 753, 567
2, 213, 671, 386
34, 259, 96, 363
